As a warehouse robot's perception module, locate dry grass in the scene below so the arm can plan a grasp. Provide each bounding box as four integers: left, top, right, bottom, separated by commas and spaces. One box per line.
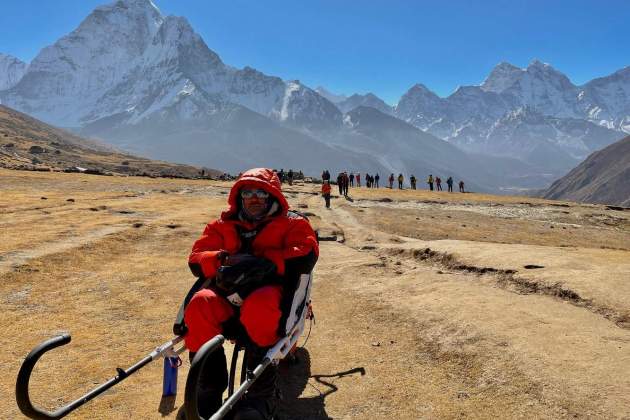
2, 169, 630, 419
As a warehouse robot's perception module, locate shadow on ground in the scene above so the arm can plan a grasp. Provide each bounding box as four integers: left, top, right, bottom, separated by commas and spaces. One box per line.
169, 347, 365, 419
278, 348, 366, 420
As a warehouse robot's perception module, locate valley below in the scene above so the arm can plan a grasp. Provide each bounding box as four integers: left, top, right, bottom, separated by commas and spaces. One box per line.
1, 168, 629, 419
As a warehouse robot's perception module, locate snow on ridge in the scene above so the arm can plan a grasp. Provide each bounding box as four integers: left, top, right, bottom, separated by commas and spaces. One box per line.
0, 53, 28, 90
279, 81, 303, 121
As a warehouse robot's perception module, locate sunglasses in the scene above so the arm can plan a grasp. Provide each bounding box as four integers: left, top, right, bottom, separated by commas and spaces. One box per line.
240, 189, 270, 199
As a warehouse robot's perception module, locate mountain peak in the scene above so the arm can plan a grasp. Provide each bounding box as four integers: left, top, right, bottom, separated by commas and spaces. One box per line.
481, 61, 523, 93
315, 86, 347, 104
528, 58, 548, 68
401, 83, 440, 101
409, 83, 432, 93
105, 0, 160, 13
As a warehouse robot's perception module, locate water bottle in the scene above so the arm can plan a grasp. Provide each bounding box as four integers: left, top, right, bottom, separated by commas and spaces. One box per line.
162, 356, 180, 396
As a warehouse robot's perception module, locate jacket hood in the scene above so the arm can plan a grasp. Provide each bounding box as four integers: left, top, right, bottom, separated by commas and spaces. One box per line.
222, 168, 289, 220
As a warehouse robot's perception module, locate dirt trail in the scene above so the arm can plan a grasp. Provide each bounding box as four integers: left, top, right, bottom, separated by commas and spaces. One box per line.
308, 194, 630, 418
2, 172, 629, 419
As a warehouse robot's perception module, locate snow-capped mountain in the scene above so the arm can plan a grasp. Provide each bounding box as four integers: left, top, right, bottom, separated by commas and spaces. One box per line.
331, 106, 550, 191
0, 0, 340, 130
481, 60, 579, 117
395, 83, 446, 130
336, 93, 393, 115
451, 106, 621, 170
578, 67, 630, 133
395, 60, 628, 169
1, 0, 627, 191
0, 53, 28, 90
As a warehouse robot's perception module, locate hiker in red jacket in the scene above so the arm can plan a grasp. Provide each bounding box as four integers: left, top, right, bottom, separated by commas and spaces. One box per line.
184, 168, 319, 419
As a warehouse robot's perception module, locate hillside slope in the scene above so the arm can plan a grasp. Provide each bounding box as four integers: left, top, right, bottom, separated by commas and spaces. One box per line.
543, 135, 630, 206
0, 105, 218, 178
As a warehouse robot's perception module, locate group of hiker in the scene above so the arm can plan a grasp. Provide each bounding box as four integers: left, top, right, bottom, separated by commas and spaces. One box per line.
275, 168, 305, 186
320, 169, 466, 208
410, 174, 465, 192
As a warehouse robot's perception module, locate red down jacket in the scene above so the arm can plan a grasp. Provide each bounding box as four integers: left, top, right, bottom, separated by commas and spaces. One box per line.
188, 168, 319, 279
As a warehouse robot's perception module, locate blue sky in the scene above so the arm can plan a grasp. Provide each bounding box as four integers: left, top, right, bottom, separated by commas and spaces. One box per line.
1, 0, 628, 104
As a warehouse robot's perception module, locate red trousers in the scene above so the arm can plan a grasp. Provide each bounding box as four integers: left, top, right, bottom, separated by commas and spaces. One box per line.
184, 285, 283, 352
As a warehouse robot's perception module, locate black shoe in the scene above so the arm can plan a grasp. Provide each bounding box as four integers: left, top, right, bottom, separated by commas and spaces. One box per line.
232, 347, 280, 420
189, 346, 228, 418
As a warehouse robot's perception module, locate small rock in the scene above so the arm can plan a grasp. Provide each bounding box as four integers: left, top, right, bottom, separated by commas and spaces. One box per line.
166, 224, 181, 229
133, 223, 143, 228
29, 145, 46, 154
457, 391, 470, 399
371, 341, 380, 347
40, 197, 48, 200
66, 198, 75, 202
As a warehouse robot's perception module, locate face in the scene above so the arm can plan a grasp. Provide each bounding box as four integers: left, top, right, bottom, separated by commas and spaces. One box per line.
241, 189, 269, 218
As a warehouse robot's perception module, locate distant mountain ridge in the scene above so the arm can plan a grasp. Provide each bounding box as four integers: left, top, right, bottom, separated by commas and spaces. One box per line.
542, 135, 630, 206
0, 0, 627, 191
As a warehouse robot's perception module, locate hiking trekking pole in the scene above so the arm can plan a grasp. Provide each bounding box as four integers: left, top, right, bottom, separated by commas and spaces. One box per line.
16, 333, 185, 419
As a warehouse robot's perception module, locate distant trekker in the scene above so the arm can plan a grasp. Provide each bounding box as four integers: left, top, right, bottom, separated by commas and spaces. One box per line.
427, 174, 434, 191
336, 172, 344, 195
322, 180, 332, 208
436, 176, 442, 191
287, 169, 294, 186
459, 180, 465, 193
349, 173, 354, 187
374, 173, 380, 188
410, 175, 416, 190
398, 173, 404, 189
446, 176, 454, 193
388, 173, 394, 189
356, 173, 361, 187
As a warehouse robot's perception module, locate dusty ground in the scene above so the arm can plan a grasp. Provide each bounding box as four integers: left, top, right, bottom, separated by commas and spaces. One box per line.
1, 168, 629, 419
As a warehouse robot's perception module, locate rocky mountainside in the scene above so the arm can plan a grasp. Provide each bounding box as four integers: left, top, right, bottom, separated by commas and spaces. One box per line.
0, 0, 340, 131
0, 105, 214, 177
395, 61, 628, 170
83, 98, 389, 177
543, 135, 630, 206
322, 106, 546, 192
0, 0, 627, 191
0, 54, 27, 91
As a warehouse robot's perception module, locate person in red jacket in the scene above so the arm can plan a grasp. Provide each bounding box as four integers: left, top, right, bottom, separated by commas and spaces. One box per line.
184, 168, 319, 419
